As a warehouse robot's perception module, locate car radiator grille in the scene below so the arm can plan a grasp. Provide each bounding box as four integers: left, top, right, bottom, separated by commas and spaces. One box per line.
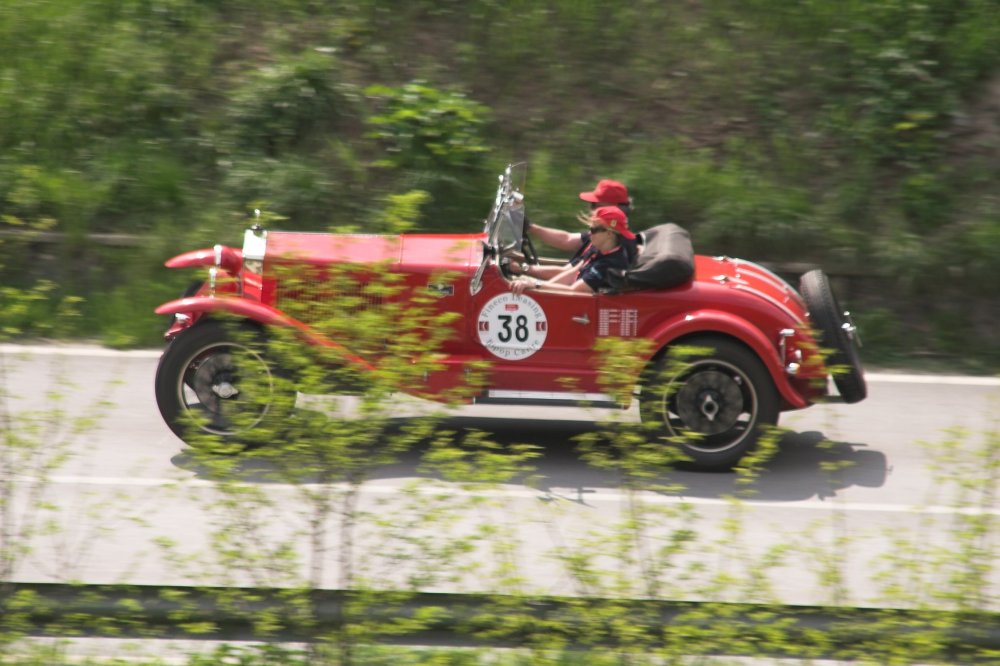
276, 277, 385, 325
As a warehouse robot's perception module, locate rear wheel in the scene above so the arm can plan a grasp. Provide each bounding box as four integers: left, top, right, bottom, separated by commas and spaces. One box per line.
640, 337, 780, 470
155, 320, 293, 447
799, 270, 866, 404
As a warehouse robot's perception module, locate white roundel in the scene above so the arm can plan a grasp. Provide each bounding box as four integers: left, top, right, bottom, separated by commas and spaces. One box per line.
476, 293, 548, 360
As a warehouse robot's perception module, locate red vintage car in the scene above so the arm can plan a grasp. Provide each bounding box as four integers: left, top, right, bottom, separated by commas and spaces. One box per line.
154, 164, 866, 469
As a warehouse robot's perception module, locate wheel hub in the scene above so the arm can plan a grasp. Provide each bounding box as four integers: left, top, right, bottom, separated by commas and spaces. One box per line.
698, 392, 721, 422
191, 354, 239, 407
212, 382, 240, 399
676, 370, 744, 435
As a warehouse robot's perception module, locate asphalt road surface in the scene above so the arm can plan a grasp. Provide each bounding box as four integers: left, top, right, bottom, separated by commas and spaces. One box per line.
3, 344, 998, 607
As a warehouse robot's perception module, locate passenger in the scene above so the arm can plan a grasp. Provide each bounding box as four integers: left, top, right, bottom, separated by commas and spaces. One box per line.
511, 206, 635, 295
516, 179, 637, 281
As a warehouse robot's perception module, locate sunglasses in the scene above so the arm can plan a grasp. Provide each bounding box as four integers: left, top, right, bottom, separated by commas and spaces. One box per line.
588, 225, 610, 235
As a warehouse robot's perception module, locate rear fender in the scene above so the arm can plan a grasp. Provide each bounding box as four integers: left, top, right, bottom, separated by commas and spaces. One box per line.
155, 296, 375, 372
647, 309, 810, 409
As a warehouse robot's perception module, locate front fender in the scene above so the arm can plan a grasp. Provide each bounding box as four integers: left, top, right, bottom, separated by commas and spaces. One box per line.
155, 296, 375, 371
165, 245, 242, 274
156, 296, 292, 327
647, 309, 810, 410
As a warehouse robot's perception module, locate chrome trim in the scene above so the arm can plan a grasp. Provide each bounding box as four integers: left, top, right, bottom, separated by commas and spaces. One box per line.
842, 311, 862, 347
778, 329, 801, 376
487, 390, 610, 401
213, 244, 223, 267
475, 389, 622, 408
208, 267, 217, 296
778, 328, 794, 360
572, 314, 590, 325
241, 228, 268, 297
242, 228, 268, 263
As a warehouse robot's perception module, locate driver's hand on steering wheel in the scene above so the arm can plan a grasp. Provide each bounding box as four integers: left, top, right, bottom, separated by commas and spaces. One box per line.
511, 276, 540, 295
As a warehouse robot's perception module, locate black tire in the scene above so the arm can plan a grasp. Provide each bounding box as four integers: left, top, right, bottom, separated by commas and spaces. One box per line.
799, 270, 867, 404
640, 337, 780, 471
155, 320, 293, 447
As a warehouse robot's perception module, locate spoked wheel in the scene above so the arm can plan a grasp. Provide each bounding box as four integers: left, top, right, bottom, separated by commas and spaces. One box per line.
155, 321, 293, 447
799, 269, 866, 404
640, 337, 779, 470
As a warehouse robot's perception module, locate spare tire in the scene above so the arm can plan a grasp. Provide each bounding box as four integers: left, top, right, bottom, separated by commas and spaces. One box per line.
799, 270, 867, 403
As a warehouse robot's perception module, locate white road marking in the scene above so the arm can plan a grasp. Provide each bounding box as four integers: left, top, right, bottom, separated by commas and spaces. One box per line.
32, 474, 1000, 517
0, 344, 162, 358
864, 372, 1000, 386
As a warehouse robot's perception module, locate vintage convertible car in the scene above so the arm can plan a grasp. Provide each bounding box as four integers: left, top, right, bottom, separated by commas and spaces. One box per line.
154, 164, 866, 469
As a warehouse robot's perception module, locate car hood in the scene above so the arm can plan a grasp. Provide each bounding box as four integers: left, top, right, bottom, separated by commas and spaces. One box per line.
264, 231, 484, 270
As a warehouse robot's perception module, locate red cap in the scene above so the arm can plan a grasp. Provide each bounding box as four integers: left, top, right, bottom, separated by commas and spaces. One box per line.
588, 206, 635, 240
579, 179, 630, 205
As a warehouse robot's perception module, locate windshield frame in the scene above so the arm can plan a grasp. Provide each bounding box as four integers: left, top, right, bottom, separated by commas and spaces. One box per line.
471, 163, 527, 295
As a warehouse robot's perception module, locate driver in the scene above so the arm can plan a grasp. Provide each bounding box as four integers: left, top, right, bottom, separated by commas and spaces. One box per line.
517, 179, 636, 281
511, 206, 635, 295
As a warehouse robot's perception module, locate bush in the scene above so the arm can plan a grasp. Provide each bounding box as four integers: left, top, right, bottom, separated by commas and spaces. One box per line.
0, 0, 999, 363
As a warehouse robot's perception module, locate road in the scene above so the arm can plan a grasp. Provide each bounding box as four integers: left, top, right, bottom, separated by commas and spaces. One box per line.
2, 344, 999, 608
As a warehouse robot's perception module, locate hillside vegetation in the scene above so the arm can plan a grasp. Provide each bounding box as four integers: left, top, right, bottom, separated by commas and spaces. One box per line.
1, 0, 999, 364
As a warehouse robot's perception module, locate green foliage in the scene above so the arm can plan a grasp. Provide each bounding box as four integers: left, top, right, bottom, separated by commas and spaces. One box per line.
2, 5, 1000, 659
229, 51, 351, 156
187, 643, 310, 666
0, 281, 83, 341
0, 342, 126, 661
369, 190, 431, 234
363, 81, 493, 231
0, 0, 998, 357
899, 167, 955, 233
4, 269, 1000, 663
365, 82, 491, 172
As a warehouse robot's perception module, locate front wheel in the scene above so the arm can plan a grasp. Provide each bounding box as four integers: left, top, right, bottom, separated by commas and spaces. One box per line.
640, 337, 780, 471
155, 320, 293, 448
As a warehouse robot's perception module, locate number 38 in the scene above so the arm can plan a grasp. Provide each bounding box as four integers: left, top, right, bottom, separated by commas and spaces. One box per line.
497, 314, 529, 343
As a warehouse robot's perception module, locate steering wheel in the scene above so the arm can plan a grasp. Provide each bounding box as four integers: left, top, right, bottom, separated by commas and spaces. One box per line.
521, 233, 540, 266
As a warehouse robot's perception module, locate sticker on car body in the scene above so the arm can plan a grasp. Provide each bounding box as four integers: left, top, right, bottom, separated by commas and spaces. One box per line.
598, 308, 639, 337
477, 293, 548, 360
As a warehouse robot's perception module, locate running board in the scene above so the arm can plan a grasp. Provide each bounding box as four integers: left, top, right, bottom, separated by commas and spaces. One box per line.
474, 390, 625, 409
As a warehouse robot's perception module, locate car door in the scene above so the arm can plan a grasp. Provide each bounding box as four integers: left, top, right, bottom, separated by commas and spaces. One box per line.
470, 271, 598, 393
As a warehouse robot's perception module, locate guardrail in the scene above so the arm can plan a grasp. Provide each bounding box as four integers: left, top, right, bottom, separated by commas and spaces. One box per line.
0, 230, 145, 247
4, 583, 998, 659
